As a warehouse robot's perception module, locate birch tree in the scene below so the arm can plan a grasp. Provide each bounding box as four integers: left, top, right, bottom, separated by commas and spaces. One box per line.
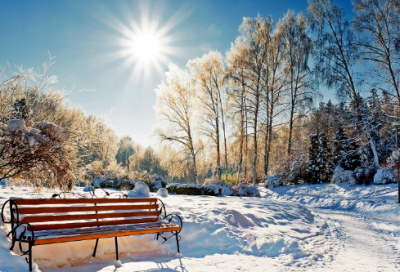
279, 11, 315, 155
188, 51, 228, 179
227, 37, 249, 184
235, 16, 273, 185
155, 64, 200, 184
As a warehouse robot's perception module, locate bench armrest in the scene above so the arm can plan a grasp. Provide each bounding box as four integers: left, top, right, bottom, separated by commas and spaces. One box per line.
163, 213, 183, 233
7, 222, 35, 242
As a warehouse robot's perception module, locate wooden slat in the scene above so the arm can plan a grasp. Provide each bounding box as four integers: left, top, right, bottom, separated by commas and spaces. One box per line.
13, 198, 158, 205
19, 204, 159, 214
20, 211, 160, 223
32, 218, 159, 231
34, 225, 182, 245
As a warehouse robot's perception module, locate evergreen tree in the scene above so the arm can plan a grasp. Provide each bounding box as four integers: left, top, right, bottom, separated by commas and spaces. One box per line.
332, 124, 361, 170
306, 131, 332, 183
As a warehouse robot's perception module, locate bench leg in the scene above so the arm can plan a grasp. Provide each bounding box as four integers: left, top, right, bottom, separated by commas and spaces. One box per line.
175, 233, 180, 253
28, 242, 33, 272
93, 239, 99, 257
115, 237, 119, 260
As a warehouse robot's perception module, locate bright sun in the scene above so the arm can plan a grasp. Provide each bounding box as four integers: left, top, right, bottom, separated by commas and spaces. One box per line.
105, 2, 185, 80
132, 33, 161, 61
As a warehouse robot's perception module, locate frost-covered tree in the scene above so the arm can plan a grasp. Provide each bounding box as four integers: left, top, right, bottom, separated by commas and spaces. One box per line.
155, 64, 201, 184
116, 136, 135, 169
188, 51, 228, 179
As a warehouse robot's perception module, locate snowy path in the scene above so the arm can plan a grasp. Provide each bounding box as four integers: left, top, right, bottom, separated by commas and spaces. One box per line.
312, 209, 400, 271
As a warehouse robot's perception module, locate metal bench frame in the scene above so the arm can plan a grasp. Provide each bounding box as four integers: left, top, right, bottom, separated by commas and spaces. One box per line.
1, 190, 182, 271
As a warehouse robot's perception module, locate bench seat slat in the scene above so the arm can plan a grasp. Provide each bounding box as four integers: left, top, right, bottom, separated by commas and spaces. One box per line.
13, 198, 157, 205
18, 204, 159, 214
31, 218, 159, 231
33, 223, 182, 245
20, 211, 160, 223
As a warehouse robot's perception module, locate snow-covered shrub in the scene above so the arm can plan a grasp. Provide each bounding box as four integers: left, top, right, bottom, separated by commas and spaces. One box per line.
230, 184, 260, 197
274, 154, 307, 185
157, 188, 168, 197
265, 175, 283, 188
0, 119, 75, 190
127, 182, 150, 197
167, 183, 222, 196
209, 181, 233, 196
331, 166, 357, 186
374, 168, 397, 184
387, 149, 400, 182
148, 176, 167, 192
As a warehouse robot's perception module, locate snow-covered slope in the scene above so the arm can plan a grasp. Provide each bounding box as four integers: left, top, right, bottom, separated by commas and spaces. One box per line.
264, 183, 400, 222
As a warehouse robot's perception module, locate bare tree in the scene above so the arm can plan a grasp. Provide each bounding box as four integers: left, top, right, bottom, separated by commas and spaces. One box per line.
155, 64, 201, 184
188, 51, 228, 179
227, 37, 249, 184
353, 0, 400, 105
280, 11, 315, 155
233, 16, 274, 185
309, 0, 380, 168
261, 24, 287, 175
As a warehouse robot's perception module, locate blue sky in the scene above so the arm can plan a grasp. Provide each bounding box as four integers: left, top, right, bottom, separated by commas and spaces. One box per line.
0, 0, 354, 146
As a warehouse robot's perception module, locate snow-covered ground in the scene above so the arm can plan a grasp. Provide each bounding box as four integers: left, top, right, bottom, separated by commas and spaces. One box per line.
1, 182, 400, 271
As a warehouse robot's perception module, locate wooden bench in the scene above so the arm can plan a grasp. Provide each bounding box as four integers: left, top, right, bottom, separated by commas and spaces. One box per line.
1, 197, 182, 271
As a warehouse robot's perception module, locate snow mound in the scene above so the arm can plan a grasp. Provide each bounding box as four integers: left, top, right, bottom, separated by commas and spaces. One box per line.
114, 260, 122, 267
374, 168, 397, 184
128, 182, 150, 197
157, 188, 168, 197
331, 166, 357, 186
224, 209, 255, 228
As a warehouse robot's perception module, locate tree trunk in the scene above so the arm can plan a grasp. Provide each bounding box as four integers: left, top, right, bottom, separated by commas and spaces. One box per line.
252, 94, 259, 186
287, 105, 295, 155
237, 90, 245, 185
216, 116, 221, 180
192, 154, 199, 185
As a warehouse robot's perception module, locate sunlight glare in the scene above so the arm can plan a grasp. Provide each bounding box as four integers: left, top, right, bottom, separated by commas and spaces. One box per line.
132, 32, 161, 60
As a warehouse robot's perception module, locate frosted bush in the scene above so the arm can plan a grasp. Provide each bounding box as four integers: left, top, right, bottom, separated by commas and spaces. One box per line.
231, 184, 260, 197
275, 154, 307, 185
128, 182, 150, 197
331, 166, 357, 186
374, 168, 397, 184
265, 175, 283, 188
0, 119, 75, 190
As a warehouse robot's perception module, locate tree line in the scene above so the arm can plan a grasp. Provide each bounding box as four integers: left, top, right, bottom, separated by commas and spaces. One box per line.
154, 0, 400, 185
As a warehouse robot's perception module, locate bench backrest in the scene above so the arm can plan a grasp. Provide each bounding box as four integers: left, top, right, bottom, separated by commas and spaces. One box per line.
11, 198, 161, 231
